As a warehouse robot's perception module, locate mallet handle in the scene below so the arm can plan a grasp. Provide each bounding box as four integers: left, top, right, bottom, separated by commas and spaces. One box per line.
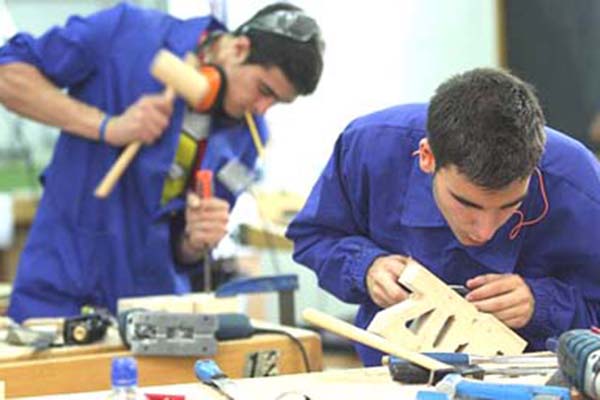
302, 308, 450, 371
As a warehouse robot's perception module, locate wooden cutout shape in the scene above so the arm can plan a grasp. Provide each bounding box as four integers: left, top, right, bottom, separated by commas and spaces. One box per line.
367, 259, 527, 356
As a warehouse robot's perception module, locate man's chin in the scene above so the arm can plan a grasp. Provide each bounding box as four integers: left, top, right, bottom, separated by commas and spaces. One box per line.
458, 236, 488, 247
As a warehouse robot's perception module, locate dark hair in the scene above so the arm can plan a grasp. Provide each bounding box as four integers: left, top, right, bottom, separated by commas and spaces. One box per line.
427, 68, 546, 190
234, 3, 324, 95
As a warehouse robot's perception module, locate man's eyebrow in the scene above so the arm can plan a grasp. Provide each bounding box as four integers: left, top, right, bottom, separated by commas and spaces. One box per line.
450, 192, 483, 209
499, 194, 527, 209
450, 191, 527, 210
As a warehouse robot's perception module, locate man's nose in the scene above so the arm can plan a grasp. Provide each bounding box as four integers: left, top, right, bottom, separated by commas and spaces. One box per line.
253, 97, 276, 115
472, 213, 500, 242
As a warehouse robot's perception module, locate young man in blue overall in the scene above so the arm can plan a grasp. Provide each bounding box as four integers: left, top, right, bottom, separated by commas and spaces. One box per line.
0, 2, 324, 322
286, 68, 600, 365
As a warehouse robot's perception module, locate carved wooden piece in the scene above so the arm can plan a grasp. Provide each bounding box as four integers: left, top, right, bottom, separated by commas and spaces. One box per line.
367, 259, 527, 356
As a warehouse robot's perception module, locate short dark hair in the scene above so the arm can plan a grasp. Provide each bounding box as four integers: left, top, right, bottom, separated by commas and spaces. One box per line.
234, 3, 324, 95
427, 68, 546, 190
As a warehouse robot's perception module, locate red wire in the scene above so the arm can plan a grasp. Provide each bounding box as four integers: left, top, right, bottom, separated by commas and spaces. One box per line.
509, 168, 549, 239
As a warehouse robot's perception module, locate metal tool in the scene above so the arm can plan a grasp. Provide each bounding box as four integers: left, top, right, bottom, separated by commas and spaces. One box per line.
4, 324, 56, 350
195, 359, 241, 400
432, 373, 570, 400
384, 352, 557, 367
556, 329, 600, 399
196, 169, 214, 292
387, 353, 558, 384
119, 310, 218, 356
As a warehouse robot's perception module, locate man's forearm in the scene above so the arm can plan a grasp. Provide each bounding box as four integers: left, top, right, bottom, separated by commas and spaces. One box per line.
0, 62, 104, 140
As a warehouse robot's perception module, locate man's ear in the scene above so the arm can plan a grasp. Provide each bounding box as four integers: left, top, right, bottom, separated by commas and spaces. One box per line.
233, 35, 251, 63
418, 138, 436, 174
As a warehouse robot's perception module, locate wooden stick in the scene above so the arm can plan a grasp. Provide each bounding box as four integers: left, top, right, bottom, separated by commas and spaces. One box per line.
244, 112, 265, 159
94, 50, 209, 198
302, 308, 450, 371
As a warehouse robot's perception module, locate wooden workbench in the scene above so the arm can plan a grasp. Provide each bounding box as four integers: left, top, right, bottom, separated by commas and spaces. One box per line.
0, 323, 322, 398
16, 365, 555, 400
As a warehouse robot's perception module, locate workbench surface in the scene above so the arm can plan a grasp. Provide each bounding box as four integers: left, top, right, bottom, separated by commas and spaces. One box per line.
16, 365, 554, 400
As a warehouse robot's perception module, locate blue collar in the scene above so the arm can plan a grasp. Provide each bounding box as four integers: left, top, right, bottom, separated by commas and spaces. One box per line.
164, 16, 226, 56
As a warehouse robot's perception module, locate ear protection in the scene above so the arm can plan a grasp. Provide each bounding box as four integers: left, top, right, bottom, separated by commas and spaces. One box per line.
195, 63, 226, 114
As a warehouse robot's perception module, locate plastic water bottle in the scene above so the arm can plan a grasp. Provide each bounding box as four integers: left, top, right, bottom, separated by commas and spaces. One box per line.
107, 356, 145, 400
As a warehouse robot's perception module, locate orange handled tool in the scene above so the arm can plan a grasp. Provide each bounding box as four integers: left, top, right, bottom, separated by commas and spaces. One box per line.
196, 170, 214, 292
195, 170, 213, 199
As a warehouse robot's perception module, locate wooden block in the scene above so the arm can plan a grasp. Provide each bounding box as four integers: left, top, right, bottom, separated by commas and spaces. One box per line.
0, 381, 4, 400
367, 259, 527, 356
117, 293, 241, 314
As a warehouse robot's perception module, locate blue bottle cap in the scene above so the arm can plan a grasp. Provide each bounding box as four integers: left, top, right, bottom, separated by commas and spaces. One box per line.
111, 356, 138, 387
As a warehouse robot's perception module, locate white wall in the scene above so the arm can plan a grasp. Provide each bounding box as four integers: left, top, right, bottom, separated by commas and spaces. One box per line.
224, 1, 500, 195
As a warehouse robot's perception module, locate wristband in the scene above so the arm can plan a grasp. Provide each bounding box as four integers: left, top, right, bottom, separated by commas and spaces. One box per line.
98, 114, 111, 143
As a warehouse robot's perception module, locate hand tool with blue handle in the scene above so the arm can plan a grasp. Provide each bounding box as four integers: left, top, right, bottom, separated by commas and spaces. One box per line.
433, 373, 571, 399
384, 352, 557, 366
194, 359, 241, 400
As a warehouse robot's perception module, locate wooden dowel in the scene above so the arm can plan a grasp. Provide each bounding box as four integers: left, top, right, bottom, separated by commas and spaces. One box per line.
302, 308, 450, 371
244, 112, 265, 159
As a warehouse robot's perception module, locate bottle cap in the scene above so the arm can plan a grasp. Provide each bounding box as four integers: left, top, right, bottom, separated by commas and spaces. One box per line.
111, 356, 138, 387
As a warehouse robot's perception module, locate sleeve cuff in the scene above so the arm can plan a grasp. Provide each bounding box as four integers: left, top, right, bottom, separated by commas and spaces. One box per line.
518, 278, 557, 339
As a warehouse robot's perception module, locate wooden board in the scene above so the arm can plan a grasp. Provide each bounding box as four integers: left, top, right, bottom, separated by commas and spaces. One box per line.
0, 323, 322, 398
367, 259, 527, 356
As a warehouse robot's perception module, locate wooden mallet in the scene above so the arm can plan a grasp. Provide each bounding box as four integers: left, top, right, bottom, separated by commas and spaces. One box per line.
94, 49, 222, 198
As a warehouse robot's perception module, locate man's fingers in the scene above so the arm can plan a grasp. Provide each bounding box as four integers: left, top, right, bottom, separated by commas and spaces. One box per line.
503, 316, 530, 329
379, 280, 409, 305
491, 303, 530, 323
186, 220, 228, 234
466, 273, 504, 290
187, 192, 201, 208
470, 285, 529, 313
466, 274, 519, 301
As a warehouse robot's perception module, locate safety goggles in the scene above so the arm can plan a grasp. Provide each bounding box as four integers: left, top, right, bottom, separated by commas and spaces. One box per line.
239, 9, 324, 51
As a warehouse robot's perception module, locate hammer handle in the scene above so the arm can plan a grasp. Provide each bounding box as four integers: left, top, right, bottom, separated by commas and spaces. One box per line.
93, 88, 174, 198
302, 308, 450, 371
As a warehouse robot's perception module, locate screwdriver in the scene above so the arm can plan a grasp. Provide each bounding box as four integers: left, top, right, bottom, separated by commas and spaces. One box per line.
385, 354, 558, 384
383, 352, 557, 367
195, 170, 213, 292
195, 359, 241, 400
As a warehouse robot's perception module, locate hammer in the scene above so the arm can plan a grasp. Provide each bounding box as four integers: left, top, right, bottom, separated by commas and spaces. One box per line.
94, 50, 221, 198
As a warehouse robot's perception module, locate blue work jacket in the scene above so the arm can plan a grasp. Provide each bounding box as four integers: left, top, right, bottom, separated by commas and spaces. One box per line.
286, 103, 600, 365
0, 3, 267, 321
